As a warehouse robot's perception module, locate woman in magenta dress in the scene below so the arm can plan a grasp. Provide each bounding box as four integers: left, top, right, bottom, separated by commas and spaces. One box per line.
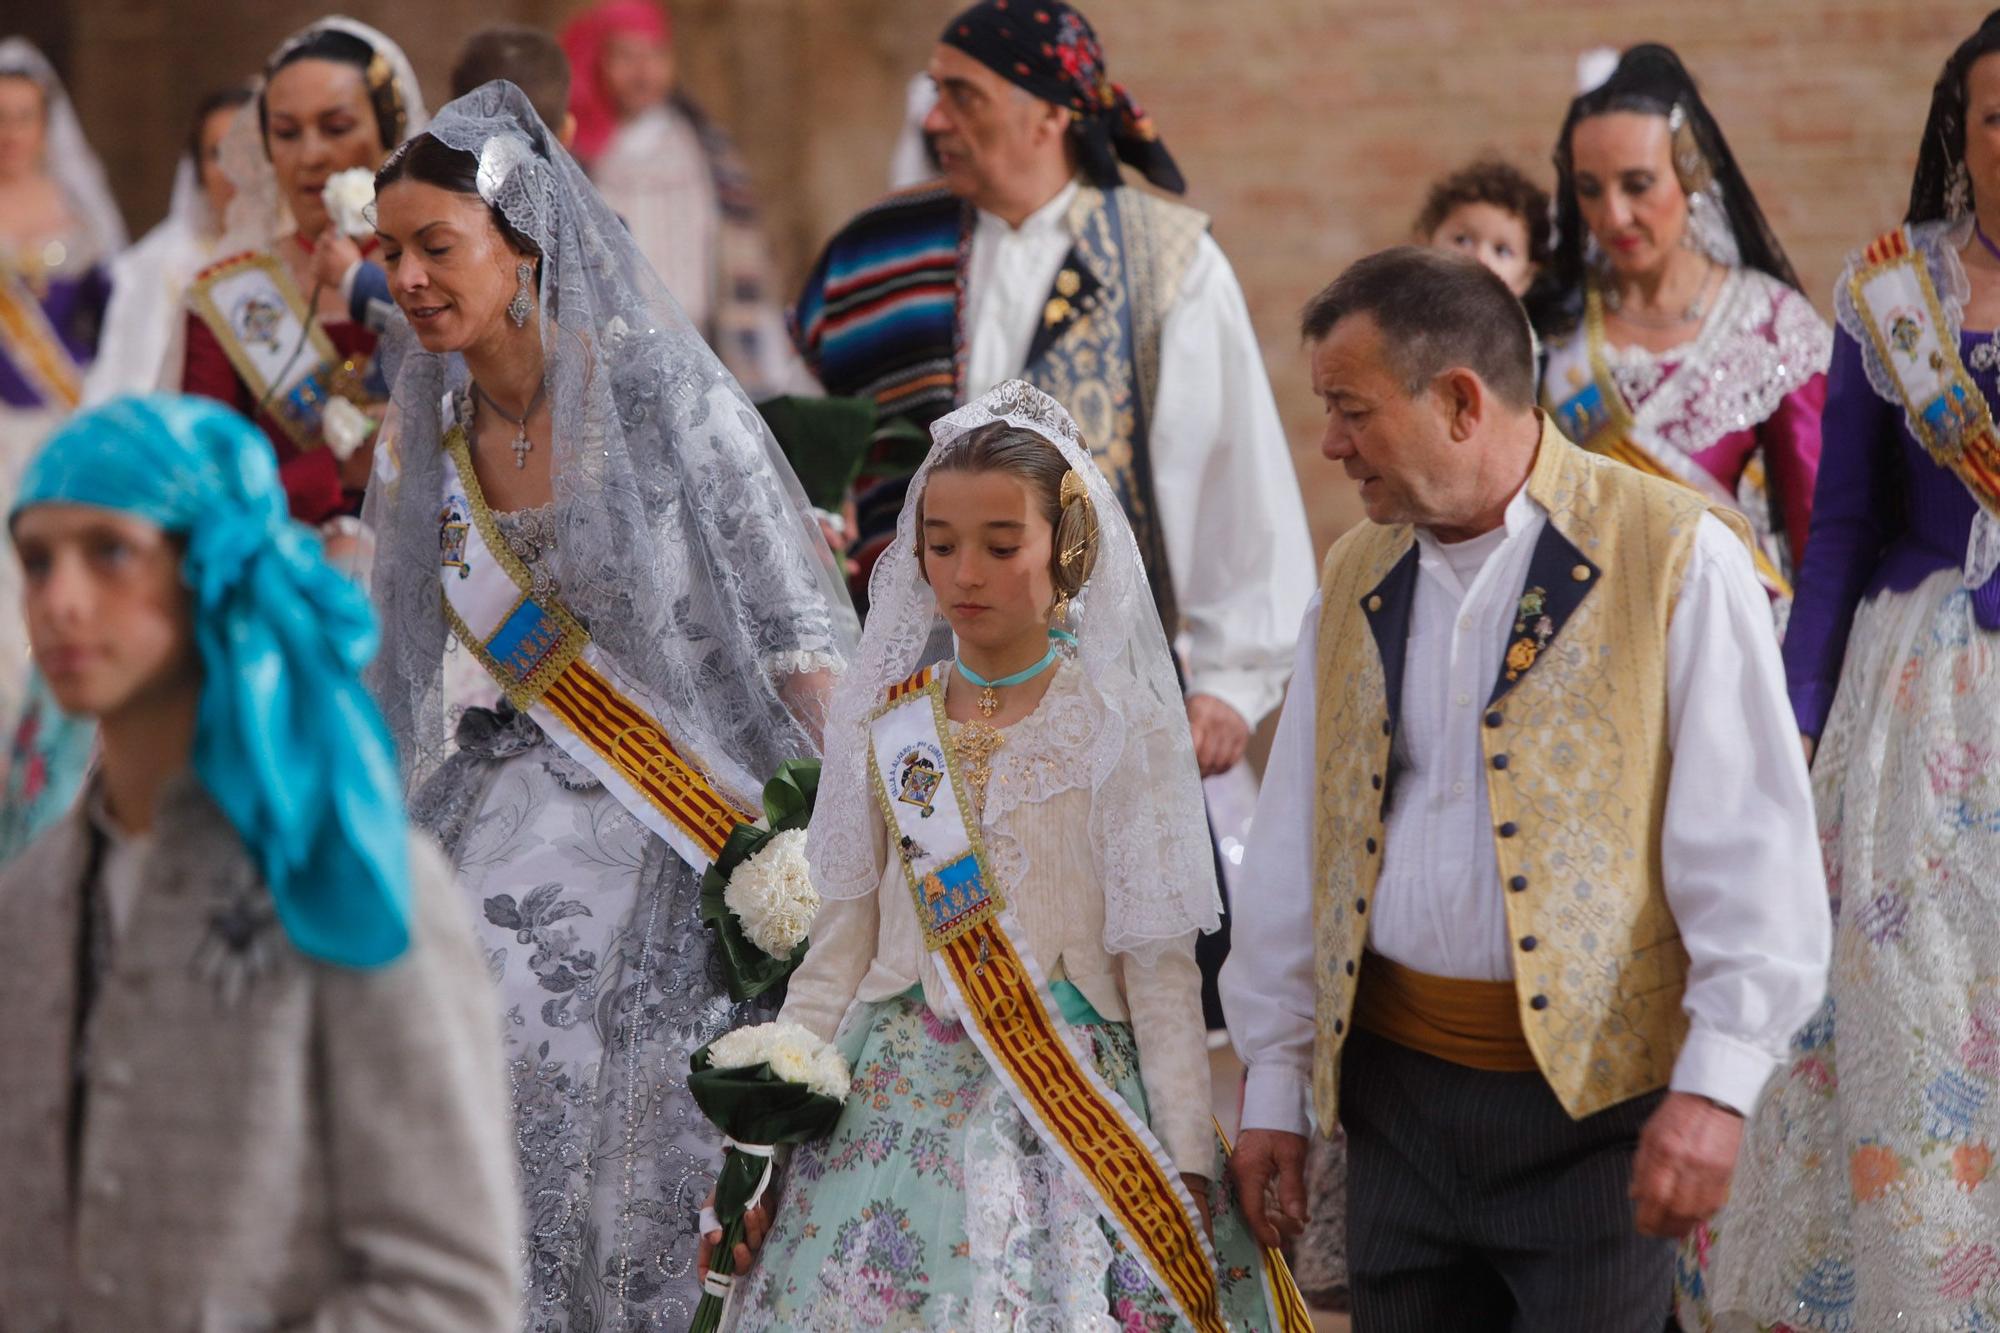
1530, 44, 1828, 624
180, 17, 424, 545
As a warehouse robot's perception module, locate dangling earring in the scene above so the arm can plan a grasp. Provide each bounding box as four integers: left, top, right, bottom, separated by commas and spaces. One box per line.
1682, 185, 1743, 268
508, 260, 535, 328
1947, 159, 1974, 222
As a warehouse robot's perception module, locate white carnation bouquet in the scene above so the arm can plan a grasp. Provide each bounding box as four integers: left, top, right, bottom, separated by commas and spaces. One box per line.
688, 1019, 851, 1331
699, 759, 823, 1000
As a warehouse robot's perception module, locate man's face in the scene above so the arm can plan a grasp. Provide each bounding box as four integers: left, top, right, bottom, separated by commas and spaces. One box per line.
921, 44, 1055, 211
1309, 315, 1468, 529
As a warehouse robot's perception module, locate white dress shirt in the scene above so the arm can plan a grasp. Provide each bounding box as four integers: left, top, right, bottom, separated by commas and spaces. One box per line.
961, 181, 1314, 727
1222, 485, 1830, 1136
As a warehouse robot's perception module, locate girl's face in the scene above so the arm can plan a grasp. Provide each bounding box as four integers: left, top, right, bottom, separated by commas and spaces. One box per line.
1428, 201, 1535, 296
375, 178, 530, 353
1569, 110, 1690, 280
920, 468, 1056, 657
263, 57, 384, 238
15, 504, 198, 723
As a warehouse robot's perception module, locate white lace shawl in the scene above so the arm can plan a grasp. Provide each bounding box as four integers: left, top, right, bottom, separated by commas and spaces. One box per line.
806, 380, 1221, 967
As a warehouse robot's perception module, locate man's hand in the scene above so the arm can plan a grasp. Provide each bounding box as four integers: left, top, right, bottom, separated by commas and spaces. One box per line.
1630, 1091, 1745, 1239
1229, 1127, 1309, 1248
1186, 694, 1250, 777
311, 232, 364, 294
696, 1192, 774, 1280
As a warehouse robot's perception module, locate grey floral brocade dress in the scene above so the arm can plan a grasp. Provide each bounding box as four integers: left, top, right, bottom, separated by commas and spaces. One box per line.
413, 504, 775, 1333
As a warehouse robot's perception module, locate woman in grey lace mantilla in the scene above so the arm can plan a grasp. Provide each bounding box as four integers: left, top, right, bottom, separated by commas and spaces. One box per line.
363, 80, 855, 1331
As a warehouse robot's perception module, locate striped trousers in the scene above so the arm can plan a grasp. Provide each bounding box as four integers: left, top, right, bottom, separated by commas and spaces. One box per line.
1339, 1030, 1673, 1332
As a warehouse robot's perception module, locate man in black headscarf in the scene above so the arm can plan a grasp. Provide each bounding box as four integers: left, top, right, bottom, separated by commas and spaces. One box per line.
794, 1, 1314, 1025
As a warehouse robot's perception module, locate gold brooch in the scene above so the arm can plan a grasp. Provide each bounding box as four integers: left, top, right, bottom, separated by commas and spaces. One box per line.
1043, 297, 1072, 327
1055, 268, 1082, 297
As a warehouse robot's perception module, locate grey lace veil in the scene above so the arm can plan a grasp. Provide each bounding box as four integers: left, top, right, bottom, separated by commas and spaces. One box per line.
364, 81, 856, 801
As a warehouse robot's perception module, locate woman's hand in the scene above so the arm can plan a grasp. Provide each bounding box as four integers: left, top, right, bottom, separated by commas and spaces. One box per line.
312, 232, 364, 294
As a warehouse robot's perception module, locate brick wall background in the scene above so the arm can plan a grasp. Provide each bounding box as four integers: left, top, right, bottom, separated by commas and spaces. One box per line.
41, 0, 1978, 549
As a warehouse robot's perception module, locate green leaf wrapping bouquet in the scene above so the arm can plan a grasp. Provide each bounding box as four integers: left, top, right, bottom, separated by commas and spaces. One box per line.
688, 1021, 851, 1332
698, 759, 822, 1001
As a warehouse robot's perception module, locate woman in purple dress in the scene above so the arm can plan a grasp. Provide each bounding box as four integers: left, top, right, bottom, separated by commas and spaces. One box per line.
0, 38, 123, 728
1681, 12, 2000, 1329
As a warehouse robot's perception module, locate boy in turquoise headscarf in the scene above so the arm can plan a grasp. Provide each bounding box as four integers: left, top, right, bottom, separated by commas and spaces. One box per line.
0, 395, 521, 1329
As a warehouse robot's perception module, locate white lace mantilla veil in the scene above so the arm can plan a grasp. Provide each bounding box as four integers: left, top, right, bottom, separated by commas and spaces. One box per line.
0, 38, 127, 257
364, 80, 857, 799
808, 379, 1222, 965
213, 16, 429, 258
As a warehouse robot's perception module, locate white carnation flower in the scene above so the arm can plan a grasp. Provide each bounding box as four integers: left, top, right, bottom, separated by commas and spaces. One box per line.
807, 1045, 852, 1100
321, 167, 376, 240
704, 1020, 849, 1098
723, 828, 819, 957
322, 397, 376, 461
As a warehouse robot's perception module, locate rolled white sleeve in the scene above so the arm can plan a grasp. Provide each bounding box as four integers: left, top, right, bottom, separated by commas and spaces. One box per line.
1151, 235, 1316, 729
1662, 515, 1831, 1115
1220, 594, 1323, 1137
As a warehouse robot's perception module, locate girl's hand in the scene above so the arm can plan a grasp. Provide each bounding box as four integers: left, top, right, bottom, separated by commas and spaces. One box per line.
696, 1190, 774, 1280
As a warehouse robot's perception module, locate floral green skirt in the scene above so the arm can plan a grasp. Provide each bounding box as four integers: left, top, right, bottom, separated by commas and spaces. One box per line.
726, 987, 1282, 1331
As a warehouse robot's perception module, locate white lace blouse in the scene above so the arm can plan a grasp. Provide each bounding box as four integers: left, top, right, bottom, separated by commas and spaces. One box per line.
780, 660, 1214, 1176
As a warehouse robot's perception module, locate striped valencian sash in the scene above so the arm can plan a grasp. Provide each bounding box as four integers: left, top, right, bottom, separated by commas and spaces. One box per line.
186, 251, 343, 450
0, 264, 82, 410
869, 666, 1230, 1331
1846, 226, 2000, 519
438, 423, 752, 871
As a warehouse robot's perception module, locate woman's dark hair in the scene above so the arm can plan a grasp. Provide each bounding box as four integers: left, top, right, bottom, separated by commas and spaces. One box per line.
260, 28, 406, 151
1908, 9, 2000, 223
373, 130, 543, 258
1413, 158, 1553, 267
1524, 42, 1802, 338
185, 85, 253, 167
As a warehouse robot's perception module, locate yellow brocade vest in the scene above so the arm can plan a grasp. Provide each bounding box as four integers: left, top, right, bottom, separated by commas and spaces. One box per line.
1309, 418, 1751, 1125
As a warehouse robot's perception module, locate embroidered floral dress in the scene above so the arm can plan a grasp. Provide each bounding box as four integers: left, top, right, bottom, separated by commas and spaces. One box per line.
1680, 223, 2000, 1331
727, 662, 1281, 1331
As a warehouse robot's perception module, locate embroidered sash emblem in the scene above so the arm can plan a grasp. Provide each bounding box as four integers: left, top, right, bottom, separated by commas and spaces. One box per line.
895, 745, 945, 817
439, 495, 472, 578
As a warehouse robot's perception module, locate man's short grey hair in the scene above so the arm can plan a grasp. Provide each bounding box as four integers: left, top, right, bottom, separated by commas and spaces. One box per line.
1300, 246, 1538, 409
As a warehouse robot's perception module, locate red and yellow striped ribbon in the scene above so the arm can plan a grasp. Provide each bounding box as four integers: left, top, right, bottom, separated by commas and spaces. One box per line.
940, 915, 1227, 1333
543, 658, 748, 860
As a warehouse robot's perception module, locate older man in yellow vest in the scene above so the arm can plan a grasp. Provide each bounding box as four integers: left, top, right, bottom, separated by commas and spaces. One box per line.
1221, 247, 1830, 1331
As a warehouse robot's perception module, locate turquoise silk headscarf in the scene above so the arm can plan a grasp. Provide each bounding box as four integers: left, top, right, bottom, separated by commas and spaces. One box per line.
13, 394, 410, 967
